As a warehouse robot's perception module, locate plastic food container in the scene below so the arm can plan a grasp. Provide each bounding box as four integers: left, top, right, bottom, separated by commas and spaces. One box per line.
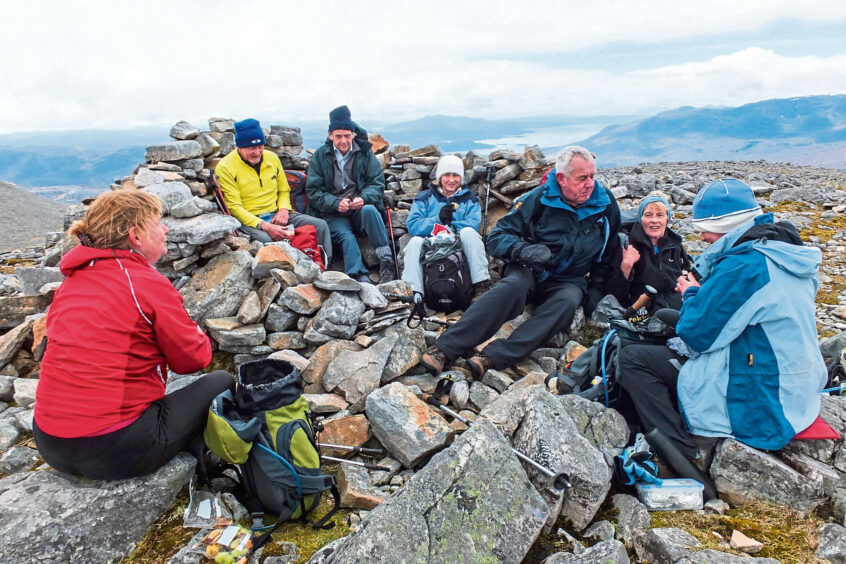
635, 478, 704, 511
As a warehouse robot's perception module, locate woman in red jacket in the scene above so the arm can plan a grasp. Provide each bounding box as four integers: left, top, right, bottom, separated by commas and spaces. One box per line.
33, 190, 234, 480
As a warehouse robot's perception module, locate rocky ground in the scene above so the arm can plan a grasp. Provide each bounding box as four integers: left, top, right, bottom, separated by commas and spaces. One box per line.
1, 119, 846, 563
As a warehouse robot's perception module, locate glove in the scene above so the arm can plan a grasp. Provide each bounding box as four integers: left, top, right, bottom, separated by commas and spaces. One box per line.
438, 204, 455, 225
613, 445, 662, 486
511, 243, 553, 266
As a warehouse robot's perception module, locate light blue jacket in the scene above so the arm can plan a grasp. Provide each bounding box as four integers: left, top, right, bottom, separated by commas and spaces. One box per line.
406, 185, 481, 237
676, 214, 826, 450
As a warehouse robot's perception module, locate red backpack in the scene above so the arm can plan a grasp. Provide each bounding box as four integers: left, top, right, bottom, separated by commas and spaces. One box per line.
289, 224, 325, 271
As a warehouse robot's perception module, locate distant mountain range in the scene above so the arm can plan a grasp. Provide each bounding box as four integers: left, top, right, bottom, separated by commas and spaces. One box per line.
0, 95, 843, 203
577, 95, 846, 168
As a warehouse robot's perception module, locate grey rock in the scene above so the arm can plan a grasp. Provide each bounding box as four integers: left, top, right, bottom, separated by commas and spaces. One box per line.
180, 250, 253, 322
14, 409, 32, 433
294, 259, 322, 284
321, 418, 548, 563
265, 304, 299, 332
381, 323, 426, 383
365, 382, 453, 468
163, 214, 241, 245
0, 455, 194, 562
336, 456, 388, 510
0, 375, 13, 401
237, 291, 262, 325
206, 131, 235, 155
711, 438, 827, 512
133, 167, 166, 187
611, 494, 651, 545
170, 120, 200, 140
0, 294, 53, 330
12, 378, 37, 407
169, 198, 204, 219
449, 379, 470, 410
146, 140, 202, 162
633, 527, 701, 563
0, 445, 39, 474
314, 271, 361, 292
256, 277, 281, 320
582, 519, 616, 542
676, 549, 780, 563
324, 335, 398, 405
311, 292, 366, 339
482, 369, 514, 393
818, 522, 846, 563
142, 181, 193, 215
512, 389, 612, 530
267, 331, 306, 350
208, 324, 265, 348
557, 395, 630, 452
358, 282, 388, 309
15, 267, 64, 295
195, 132, 221, 157
0, 317, 35, 368
543, 539, 629, 563
469, 380, 499, 410
479, 382, 541, 439
0, 422, 20, 451
209, 118, 235, 132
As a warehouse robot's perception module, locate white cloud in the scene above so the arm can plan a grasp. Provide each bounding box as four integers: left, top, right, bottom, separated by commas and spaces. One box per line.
1, 1, 845, 132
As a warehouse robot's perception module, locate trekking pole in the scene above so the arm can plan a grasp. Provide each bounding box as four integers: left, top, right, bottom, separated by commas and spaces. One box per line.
320, 455, 392, 472
422, 394, 572, 491
482, 162, 495, 244
318, 443, 384, 455
385, 207, 400, 274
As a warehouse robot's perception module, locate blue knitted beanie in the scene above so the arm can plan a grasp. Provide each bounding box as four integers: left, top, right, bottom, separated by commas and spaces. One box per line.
637, 194, 671, 219
234, 118, 266, 148
328, 105, 356, 132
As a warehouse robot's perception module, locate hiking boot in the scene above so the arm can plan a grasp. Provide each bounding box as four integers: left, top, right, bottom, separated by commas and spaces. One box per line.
421, 345, 449, 374
467, 353, 493, 381
471, 279, 493, 302
377, 259, 397, 285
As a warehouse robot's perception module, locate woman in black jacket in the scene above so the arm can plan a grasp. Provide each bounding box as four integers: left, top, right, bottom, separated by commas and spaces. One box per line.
605, 192, 691, 313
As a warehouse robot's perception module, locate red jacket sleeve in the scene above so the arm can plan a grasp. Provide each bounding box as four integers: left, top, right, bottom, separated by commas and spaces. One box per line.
145, 274, 212, 374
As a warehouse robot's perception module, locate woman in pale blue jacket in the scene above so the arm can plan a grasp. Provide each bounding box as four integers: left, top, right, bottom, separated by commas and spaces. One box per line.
402, 155, 491, 300
618, 179, 826, 462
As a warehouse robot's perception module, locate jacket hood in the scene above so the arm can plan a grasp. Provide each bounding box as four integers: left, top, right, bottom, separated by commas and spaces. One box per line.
694, 213, 820, 281
59, 245, 149, 276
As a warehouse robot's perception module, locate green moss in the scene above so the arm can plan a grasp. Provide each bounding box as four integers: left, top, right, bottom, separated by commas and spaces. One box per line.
259, 493, 352, 563
204, 351, 235, 374
651, 500, 825, 563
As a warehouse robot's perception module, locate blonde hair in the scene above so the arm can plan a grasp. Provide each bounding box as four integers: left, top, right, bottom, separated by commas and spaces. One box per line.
69, 189, 162, 249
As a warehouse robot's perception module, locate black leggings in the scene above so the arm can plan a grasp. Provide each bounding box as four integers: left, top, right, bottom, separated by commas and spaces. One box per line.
33, 370, 235, 480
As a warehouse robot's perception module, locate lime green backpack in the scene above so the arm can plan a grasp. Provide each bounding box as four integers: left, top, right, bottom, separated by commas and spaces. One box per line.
204, 359, 339, 534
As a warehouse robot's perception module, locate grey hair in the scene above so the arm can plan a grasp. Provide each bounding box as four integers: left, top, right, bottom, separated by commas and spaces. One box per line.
555, 146, 595, 176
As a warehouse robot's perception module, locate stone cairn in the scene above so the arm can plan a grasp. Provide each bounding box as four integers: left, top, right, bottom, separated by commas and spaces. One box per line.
2, 119, 846, 563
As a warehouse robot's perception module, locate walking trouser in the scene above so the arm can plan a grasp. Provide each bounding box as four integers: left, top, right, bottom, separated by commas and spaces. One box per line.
617, 344, 698, 458
33, 370, 235, 480
435, 264, 583, 368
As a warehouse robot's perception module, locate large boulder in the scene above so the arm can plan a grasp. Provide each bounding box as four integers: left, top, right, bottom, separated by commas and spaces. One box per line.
710, 438, 828, 512
146, 140, 202, 162
0, 455, 195, 562
365, 382, 454, 468
163, 214, 240, 245
323, 335, 398, 407
317, 418, 549, 563
512, 389, 612, 530
180, 250, 253, 322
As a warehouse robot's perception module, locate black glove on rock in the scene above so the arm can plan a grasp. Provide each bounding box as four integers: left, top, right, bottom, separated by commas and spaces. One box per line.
438, 204, 455, 225
511, 243, 553, 265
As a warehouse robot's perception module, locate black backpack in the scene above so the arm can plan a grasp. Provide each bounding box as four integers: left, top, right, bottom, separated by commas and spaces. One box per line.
420, 235, 473, 313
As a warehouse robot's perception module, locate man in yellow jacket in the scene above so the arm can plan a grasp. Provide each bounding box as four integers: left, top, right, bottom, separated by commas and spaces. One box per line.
215, 118, 331, 262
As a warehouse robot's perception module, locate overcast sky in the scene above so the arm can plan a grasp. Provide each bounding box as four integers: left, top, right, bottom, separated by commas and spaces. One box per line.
3, 0, 846, 134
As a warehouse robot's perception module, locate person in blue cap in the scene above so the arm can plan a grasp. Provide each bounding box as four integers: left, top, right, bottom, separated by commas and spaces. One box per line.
305, 106, 393, 284
215, 118, 332, 262
617, 178, 827, 470
592, 190, 691, 313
